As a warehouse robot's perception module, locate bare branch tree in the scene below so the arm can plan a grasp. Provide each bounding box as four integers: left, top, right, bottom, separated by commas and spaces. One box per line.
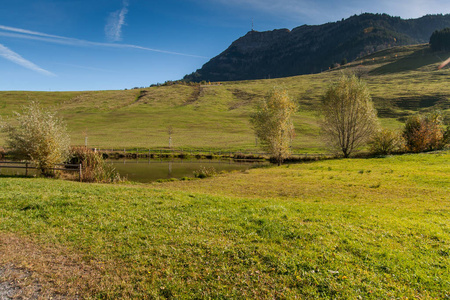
320, 75, 379, 158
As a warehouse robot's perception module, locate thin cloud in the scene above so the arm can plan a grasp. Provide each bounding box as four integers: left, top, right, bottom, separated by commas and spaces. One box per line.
0, 43, 55, 76
0, 25, 208, 58
105, 0, 129, 42
208, 0, 450, 25
0, 25, 74, 40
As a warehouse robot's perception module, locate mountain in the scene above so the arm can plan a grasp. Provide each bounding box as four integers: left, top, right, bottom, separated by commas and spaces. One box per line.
184, 13, 450, 82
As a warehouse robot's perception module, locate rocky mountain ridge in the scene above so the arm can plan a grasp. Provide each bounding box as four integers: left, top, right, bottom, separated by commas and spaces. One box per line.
184, 13, 450, 82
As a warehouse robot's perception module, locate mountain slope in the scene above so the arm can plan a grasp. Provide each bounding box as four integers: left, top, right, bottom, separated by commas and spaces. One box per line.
1, 44, 449, 151
185, 13, 450, 82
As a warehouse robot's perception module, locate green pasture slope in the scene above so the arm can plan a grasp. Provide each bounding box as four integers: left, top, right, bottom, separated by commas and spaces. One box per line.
0, 151, 449, 298
0, 44, 449, 152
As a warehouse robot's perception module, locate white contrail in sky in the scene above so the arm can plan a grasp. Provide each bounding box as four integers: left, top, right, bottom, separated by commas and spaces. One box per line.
0, 25, 73, 40
105, 0, 129, 42
0, 43, 55, 76
0, 25, 208, 58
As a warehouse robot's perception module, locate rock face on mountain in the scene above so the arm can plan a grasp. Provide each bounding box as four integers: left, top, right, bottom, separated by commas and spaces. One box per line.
185, 13, 450, 82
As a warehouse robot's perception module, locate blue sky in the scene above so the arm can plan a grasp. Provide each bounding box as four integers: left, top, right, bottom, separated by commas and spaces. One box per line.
0, 0, 449, 91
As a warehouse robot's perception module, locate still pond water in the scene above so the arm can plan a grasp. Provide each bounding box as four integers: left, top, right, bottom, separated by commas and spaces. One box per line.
0, 159, 269, 183
110, 159, 268, 183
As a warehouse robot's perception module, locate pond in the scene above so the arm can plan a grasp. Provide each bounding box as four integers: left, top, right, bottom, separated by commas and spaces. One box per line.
0, 159, 269, 183
110, 159, 269, 183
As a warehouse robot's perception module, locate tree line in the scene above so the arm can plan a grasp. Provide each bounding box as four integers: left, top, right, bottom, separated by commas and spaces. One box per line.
430, 27, 450, 51
251, 74, 450, 165
1, 75, 449, 174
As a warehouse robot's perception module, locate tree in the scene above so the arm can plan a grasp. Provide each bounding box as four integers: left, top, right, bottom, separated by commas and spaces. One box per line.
250, 88, 297, 165
353, 66, 369, 79
320, 75, 379, 158
368, 128, 402, 155
1, 101, 71, 176
430, 27, 450, 51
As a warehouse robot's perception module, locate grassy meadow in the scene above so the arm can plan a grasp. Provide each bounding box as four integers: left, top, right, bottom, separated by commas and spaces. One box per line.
0, 44, 449, 152
0, 151, 449, 298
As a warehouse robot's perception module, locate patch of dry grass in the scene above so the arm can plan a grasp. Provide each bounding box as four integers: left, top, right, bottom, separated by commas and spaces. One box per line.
0, 233, 102, 299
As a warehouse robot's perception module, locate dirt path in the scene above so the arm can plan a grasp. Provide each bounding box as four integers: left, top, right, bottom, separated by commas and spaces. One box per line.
0, 233, 106, 299
0, 263, 44, 299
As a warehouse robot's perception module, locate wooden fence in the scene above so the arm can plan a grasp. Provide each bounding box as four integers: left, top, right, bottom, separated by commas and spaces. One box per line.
0, 161, 83, 181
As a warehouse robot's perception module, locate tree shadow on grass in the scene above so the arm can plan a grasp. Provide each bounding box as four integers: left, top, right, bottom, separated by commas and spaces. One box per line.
370, 48, 447, 75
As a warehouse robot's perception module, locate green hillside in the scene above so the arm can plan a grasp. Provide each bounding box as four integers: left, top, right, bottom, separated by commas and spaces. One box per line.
0, 44, 449, 152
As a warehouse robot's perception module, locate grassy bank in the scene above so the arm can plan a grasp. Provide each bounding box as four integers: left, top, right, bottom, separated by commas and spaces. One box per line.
0, 45, 449, 152
0, 151, 449, 298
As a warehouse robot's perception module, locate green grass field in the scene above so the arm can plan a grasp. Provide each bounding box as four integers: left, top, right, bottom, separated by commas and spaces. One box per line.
1, 44, 449, 152
0, 151, 449, 298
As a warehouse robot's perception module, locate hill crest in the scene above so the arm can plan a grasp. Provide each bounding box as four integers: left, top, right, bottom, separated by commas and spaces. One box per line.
185, 13, 450, 82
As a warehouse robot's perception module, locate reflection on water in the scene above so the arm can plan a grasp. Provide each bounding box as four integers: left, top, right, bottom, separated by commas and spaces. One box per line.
110, 159, 268, 183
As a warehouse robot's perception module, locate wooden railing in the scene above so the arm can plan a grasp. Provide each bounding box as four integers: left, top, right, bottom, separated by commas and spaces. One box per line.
0, 161, 83, 181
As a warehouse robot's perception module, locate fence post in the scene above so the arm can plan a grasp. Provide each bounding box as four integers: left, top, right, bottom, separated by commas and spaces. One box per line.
25, 162, 28, 176
79, 164, 82, 182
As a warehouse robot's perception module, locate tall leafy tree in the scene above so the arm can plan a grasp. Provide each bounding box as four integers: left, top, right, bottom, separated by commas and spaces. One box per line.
320, 75, 379, 157
251, 88, 297, 165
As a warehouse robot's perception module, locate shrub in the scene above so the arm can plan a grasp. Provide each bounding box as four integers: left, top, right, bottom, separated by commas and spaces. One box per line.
368, 128, 402, 155
193, 166, 217, 179
156, 178, 178, 183
1, 101, 71, 177
70, 147, 122, 183
403, 112, 449, 153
